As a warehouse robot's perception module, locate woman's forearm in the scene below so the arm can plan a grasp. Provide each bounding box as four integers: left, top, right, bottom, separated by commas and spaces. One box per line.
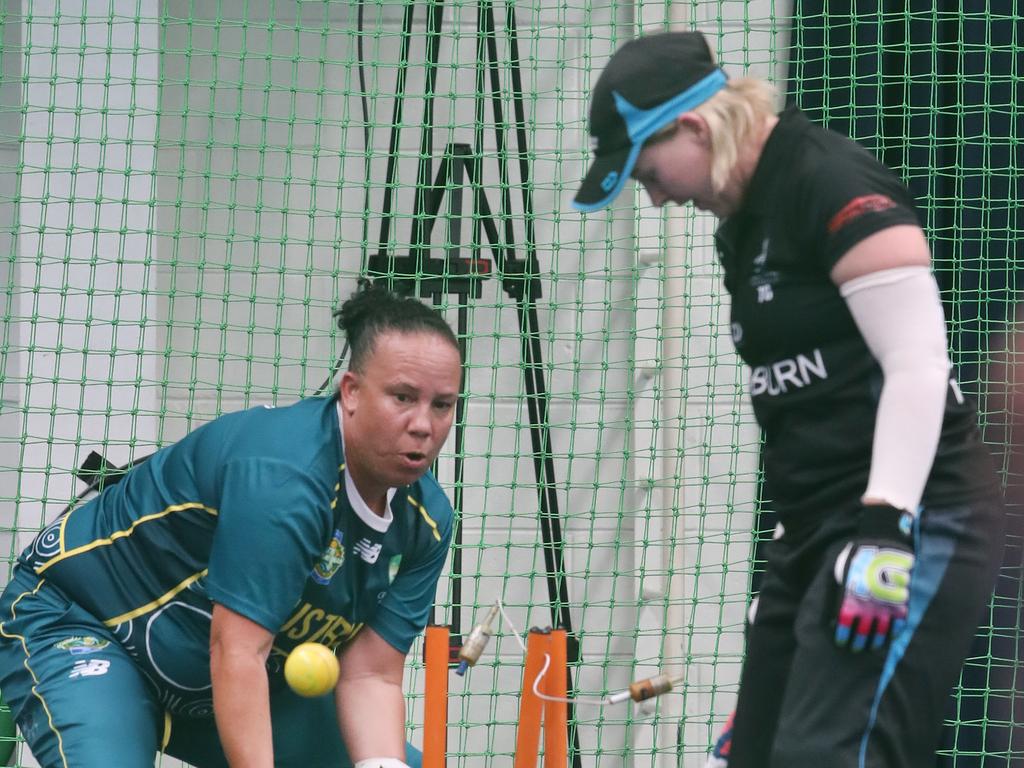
211, 642, 275, 768
336, 674, 406, 762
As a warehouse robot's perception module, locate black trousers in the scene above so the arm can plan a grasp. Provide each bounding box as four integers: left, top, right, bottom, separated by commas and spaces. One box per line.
729, 497, 1005, 768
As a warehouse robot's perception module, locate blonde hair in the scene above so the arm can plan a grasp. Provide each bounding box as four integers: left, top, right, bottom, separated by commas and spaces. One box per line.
643, 77, 778, 193
693, 77, 778, 193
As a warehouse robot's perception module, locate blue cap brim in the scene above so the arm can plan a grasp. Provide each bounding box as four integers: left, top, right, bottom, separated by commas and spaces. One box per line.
572, 69, 728, 213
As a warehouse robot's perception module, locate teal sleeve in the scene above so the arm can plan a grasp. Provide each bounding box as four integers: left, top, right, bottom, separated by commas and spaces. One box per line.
370, 498, 453, 654
206, 459, 331, 632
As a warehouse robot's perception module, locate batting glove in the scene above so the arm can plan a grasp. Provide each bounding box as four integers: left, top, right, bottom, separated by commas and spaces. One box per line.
704, 710, 734, 768
833, 505, 915, 652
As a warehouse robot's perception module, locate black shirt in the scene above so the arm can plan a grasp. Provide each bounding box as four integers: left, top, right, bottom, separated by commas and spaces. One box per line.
715, 107, 998, 520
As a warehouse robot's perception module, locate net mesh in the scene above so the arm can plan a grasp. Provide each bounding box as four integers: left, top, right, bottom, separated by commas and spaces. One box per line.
0, 2, 1019, 766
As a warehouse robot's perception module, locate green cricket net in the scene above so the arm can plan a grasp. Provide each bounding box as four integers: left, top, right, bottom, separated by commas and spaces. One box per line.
0, 2, 1019, 766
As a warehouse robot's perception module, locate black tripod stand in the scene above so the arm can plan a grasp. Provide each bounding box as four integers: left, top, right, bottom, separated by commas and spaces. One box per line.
359, 1, 582, 764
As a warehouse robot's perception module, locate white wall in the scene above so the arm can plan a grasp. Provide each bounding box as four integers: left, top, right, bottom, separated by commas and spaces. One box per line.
4, 1, 166, 765
9, 0, 163, 554
0, 0, 22, 568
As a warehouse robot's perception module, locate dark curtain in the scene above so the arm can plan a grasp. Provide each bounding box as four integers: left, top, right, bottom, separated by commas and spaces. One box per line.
779, 3, 1023, 765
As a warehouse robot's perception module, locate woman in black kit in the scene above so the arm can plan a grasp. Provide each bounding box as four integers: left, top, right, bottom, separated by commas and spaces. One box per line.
573, 31, 1005, 768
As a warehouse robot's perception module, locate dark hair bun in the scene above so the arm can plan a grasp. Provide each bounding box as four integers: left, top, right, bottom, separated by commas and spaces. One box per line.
333, 278, 460, 371
334, 279, 396, 339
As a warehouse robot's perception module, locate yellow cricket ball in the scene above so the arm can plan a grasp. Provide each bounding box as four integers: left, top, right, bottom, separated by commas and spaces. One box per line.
284, 642, 340, 698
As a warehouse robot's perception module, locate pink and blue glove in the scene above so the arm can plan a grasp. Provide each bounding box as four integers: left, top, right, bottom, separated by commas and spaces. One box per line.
704, 710, 734, 768
833, 505, 915, 652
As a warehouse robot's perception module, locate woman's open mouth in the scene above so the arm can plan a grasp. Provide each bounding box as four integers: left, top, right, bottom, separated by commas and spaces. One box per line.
401, 451, 429, 469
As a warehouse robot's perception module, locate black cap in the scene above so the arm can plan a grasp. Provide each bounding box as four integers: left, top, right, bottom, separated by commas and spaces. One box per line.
572, 31, 728, 212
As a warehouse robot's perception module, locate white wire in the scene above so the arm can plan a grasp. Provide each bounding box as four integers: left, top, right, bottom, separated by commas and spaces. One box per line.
489, 599, 649, 707
495, 598, 528, 653
529, 650, 611, 706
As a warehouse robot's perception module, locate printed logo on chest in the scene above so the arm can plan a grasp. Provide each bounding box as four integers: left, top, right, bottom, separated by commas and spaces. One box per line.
750, 238, 778, 304
353, 538, 383, 564
280, 602, 363, 647
750, 348, 828, 396
311, 529, 345, 585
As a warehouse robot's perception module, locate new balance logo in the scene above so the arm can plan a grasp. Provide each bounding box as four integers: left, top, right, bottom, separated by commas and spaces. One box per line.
69, 659, 110, 678
353, 538, 383, 564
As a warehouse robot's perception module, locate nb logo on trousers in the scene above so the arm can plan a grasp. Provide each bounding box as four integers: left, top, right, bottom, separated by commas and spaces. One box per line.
69, 659, 110, 678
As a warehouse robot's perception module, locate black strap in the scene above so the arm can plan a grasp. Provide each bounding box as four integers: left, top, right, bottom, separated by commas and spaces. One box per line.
61, 451, 153, 517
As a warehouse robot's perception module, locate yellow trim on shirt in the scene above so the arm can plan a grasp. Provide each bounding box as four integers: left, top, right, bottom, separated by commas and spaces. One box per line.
161, 711, 172, 751
330, 462, 345, 511
102, 569, 208, 627
409, 496, 442, 542
35, 502, 218, 575
58, 513, 69, 559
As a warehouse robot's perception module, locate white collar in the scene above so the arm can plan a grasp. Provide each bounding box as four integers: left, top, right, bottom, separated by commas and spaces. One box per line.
343, 471, 395, 533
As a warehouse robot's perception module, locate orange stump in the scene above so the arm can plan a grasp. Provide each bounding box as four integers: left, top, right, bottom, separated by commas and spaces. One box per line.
514, 628, 568, 768
543, 629, 568, 768
423, 625, 449, 768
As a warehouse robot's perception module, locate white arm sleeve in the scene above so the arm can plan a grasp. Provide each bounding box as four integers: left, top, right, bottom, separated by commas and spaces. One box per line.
840, 265, 951, 513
